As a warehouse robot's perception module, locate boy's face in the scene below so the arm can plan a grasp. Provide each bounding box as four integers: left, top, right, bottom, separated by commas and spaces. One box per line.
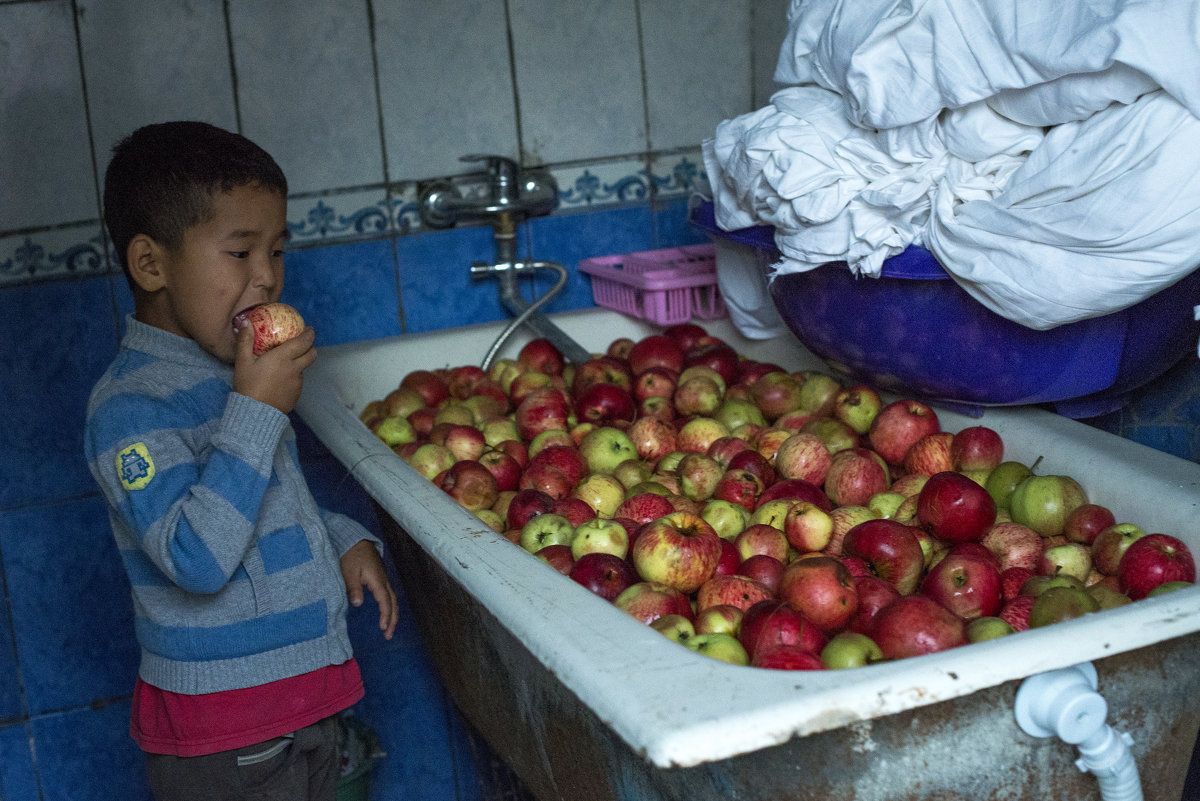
137, 182, 288, 364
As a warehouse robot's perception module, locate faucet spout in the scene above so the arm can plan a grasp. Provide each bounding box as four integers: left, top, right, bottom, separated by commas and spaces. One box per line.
419, 154, 557, 229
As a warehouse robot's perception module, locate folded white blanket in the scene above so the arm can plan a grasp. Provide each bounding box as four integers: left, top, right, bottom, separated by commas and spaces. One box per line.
704, 0, 1200, 330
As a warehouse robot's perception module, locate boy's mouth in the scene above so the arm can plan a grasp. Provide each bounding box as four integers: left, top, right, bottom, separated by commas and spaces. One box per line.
232, 304, 264, 333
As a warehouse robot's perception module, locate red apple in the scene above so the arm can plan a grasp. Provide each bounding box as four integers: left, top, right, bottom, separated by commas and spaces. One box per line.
572, 356, 633, 396
569, 552, 638, 602
613, 581, 694, 624
707, 436, 752, 470
628, 334, 685, 375
1117, 533, 1196, 600
534, 543, 574, 576
736, 554, 785, 594
998, 595, 1036, 631
748, 372, 804, 422
868, 399, 940, 466
711, 469, 764, 511
778, 556, 858, 632
435, 459, 499, 512
676, 417, 730, 455
517, 460, 573, 500
846, 575, 901, 635
726, 449, 776, 488
980, 521, 1044, 572
514, 386, 571, 442
614, 492, 676, 525
1000, 566, 1035, 602
684, 341, 740, 384
1063, 503, 1117, 546
841, 518, 926, 595
633, 366, 679, 402
696, 573, 774, 612
1091, 523, 1147, 576
399, 369, 451, 408
752, 644, 826, 671
783, 501, 834, 553
903, 432, 954, 477
756, 478, 833, 512
505, 488, 556, 530
871, 595, 967, 660
478, 448, 522, 492
517, 338, 565, 376
738, 599, 828, 661
528, 444, 587, 486
920, 551, 1002, 619
714, 537, 742, 576
824, 447, 890, 508
574, 382, 637, 426
631, 511, 723, 594
773, 432, 833, 485
916, 471, 997, 544
950, 425, 1004, 472
234, 302, 305, 356
551, 496, 597, 527
507, 371, 555, 409
733, 523, 790, 563
663, 322, 709, 353
673, 374, 724, 418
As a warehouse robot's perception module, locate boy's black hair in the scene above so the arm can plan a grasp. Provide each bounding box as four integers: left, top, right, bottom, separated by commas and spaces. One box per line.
103, 121, 288, 285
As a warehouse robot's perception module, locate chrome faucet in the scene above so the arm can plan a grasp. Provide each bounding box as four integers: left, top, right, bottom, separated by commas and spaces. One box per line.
418, 155, 592, 368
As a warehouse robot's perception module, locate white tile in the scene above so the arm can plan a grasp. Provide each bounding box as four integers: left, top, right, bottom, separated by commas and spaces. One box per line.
374, 0, 519, 180
78, 0, 236, 161
230, 0, 382, 194
510, 0, 645, 164
753, 0, 793, 106
0, 2, 95, 229
640, 0, 752, 152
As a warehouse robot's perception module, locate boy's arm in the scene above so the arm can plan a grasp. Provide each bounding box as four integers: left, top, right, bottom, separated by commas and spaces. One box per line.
87, 389, 287, 592
321, 510, 397, 639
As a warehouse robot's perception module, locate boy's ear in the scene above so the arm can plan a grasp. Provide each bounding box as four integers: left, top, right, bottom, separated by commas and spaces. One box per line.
127, 234, 167, 292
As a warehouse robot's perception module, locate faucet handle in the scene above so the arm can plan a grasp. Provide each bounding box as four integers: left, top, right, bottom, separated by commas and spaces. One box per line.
460, 154, 519, 203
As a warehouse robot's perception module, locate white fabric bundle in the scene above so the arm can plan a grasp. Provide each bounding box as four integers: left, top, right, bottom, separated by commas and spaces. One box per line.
704, 0, 1200, 330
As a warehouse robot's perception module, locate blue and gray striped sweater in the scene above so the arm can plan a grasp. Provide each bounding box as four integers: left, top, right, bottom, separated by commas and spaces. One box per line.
85, 316, 377, 695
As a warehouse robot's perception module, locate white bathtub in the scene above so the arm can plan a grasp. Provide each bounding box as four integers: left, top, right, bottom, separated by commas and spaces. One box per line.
297, 308, 1200, 801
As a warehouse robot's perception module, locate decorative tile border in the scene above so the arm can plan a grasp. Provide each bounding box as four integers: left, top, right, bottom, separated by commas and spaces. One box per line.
0, 149, 709, 284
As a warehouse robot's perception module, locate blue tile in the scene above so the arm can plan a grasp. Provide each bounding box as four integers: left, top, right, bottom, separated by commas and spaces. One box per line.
396, 226, 509, 334
0, 721, 39, 801
0, 573, 22, 721
1123, 424, 1194, 462
0, 277, 121, 507
1, 497, 139, 714
283, 240, 404, 347
349, 627, 475, 801
31, 701, 153, 801
655, 198, 711, 249
527, 205, 657, 316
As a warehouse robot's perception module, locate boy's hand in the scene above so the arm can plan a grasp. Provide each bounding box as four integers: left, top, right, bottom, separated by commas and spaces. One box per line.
340, 540, 399, 640
232, 325, 317, 413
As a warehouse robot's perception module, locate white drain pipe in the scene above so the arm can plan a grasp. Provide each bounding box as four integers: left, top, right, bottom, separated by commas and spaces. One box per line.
1014, 662, 1143, 801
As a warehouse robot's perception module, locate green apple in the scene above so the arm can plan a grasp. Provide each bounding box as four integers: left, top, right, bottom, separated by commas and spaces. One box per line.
685, 632, 750, 665
715, 398, 767, 432
1028, 586, 1100, 628
1009, 474, 1088, 538
1040, 542, 1092, 583
867, 491, 906, 520
571, 473, 626, 518
1087, 583, 1132, 610
984, 461, 1034, 509
375, 415, 417, 447
694, 604, 744, 637
570, 517, 630, 561
649, 614, 695, 644
481, 417, 521, 447
1020, 573, 1084, 598
749, 499, 793, 530
701, 499, 750, 541
579, 427, 638, 475
967, 616, 1015, 642
821, 632, 884, 669
518, 513, 576, 554
1148, 580, 1194, 597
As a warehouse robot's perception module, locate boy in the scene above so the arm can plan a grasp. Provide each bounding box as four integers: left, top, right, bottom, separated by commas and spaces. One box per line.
85, 121, 399, 801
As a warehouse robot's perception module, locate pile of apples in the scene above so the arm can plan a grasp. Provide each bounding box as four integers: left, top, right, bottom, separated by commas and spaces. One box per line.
359, 323, 1196, 670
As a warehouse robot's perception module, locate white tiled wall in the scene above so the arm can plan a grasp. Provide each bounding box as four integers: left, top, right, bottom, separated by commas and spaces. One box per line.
0, 0, 792, 283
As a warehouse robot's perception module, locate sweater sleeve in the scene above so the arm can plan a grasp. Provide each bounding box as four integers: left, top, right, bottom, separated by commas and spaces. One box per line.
87, 387, 288, 593
320, 508, 384, 559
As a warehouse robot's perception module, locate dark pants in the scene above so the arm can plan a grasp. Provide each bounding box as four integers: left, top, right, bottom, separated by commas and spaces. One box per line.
145, 716, 340, 801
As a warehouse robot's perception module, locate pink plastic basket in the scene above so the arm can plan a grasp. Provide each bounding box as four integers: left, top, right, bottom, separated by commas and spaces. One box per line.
578, 244, 726, 326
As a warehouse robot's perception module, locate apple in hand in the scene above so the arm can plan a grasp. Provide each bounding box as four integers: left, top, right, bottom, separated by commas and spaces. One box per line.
916, 471, 997, 544
234, 302, 306, 355
919, 551, 1002, 620
1117, 533, 1196, 600
871, 595, 967, 660
631, 512, 723, 594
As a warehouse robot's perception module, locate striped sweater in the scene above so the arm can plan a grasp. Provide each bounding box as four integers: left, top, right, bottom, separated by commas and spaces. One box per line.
85, 316, 378, 695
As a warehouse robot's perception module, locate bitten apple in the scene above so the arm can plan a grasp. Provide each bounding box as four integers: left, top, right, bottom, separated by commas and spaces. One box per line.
234, 302, 305, 355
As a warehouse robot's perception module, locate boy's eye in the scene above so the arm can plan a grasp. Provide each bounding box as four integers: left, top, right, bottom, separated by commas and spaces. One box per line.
230, 251, 250, 259
272, 249, 285, 258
